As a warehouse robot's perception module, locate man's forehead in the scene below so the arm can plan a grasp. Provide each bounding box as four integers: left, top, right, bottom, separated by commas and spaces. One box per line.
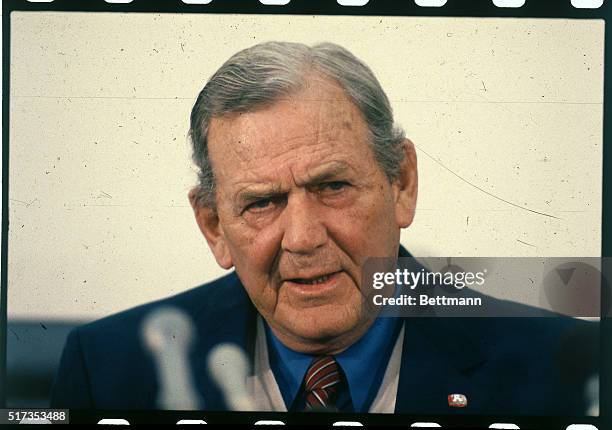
207, 87, 369, 164
209, 97, 360, 145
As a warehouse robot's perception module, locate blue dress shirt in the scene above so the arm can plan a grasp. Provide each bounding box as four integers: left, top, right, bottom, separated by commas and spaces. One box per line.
264, 315, 402, 412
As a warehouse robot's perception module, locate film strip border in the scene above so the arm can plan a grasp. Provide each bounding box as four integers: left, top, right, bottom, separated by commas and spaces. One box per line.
6, 0, 610, 8
1, 0, 610, 17
58, 410, 612, 428
1, 1, 611, 430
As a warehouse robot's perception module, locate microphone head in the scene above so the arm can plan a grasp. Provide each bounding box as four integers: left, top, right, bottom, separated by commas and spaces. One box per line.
208, 343, 254, 411
208, 343, 249, 376
142, 306, 194, 352
140, 305, 201, 410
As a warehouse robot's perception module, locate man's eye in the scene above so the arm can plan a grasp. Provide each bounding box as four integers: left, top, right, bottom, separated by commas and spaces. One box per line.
321, 181, 349, 192
245, 199, 272, 212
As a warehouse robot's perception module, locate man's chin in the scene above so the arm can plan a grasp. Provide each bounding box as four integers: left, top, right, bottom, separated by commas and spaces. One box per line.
273, 309, 372, 354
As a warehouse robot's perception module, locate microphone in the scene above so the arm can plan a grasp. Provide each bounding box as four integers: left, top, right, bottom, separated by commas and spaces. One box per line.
141, 306, 201, 410
207, 343, 255, 411
585, 373, 599, 416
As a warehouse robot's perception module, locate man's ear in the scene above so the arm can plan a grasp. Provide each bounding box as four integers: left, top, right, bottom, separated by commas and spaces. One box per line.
393, 138, 418, 229
188, 187, 234, 269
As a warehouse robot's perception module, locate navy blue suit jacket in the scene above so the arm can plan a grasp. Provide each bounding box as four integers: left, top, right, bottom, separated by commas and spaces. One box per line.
50, 254, 595, 415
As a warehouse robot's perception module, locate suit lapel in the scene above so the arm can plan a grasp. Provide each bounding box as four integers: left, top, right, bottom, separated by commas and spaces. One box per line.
395, 316, 488, 414
393, 246, 489, 413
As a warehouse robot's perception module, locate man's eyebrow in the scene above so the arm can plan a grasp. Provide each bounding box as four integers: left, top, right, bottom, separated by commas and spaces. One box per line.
300, 161, 353, 186
234, 184, 286, 204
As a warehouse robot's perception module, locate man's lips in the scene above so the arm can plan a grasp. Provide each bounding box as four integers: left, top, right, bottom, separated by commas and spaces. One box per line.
283, 270, 342, 285
280, 271, 347, 300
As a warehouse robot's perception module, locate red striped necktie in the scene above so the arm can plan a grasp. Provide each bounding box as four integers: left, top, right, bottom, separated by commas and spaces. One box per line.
303, 356, 342, 411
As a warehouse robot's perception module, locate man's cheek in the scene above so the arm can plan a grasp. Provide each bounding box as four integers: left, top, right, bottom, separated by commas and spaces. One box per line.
226, 229, 269, 266
332, 209, 375, 249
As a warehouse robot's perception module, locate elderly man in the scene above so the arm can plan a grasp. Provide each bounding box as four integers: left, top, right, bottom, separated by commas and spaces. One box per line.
51, 42, 594, 415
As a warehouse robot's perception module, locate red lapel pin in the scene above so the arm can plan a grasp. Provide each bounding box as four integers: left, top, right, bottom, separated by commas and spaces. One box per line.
448, 393, 468, 408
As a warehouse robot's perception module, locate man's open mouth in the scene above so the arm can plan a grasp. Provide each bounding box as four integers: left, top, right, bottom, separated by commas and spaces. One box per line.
286, 271, 340, 285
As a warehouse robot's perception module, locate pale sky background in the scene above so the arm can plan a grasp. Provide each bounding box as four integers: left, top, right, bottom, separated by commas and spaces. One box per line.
3, 13, 605, 320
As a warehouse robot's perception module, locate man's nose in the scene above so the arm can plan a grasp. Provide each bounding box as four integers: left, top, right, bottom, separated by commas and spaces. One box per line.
280, 192, 327, 254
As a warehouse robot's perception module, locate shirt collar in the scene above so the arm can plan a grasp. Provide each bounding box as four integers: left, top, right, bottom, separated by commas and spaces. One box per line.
264, 315, 400, 412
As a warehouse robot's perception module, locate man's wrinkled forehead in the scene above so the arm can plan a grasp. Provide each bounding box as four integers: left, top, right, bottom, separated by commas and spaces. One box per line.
206, 76, 370, 180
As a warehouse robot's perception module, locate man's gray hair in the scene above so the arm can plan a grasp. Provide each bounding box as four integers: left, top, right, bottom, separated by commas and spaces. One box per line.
189, 41, 406, 207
